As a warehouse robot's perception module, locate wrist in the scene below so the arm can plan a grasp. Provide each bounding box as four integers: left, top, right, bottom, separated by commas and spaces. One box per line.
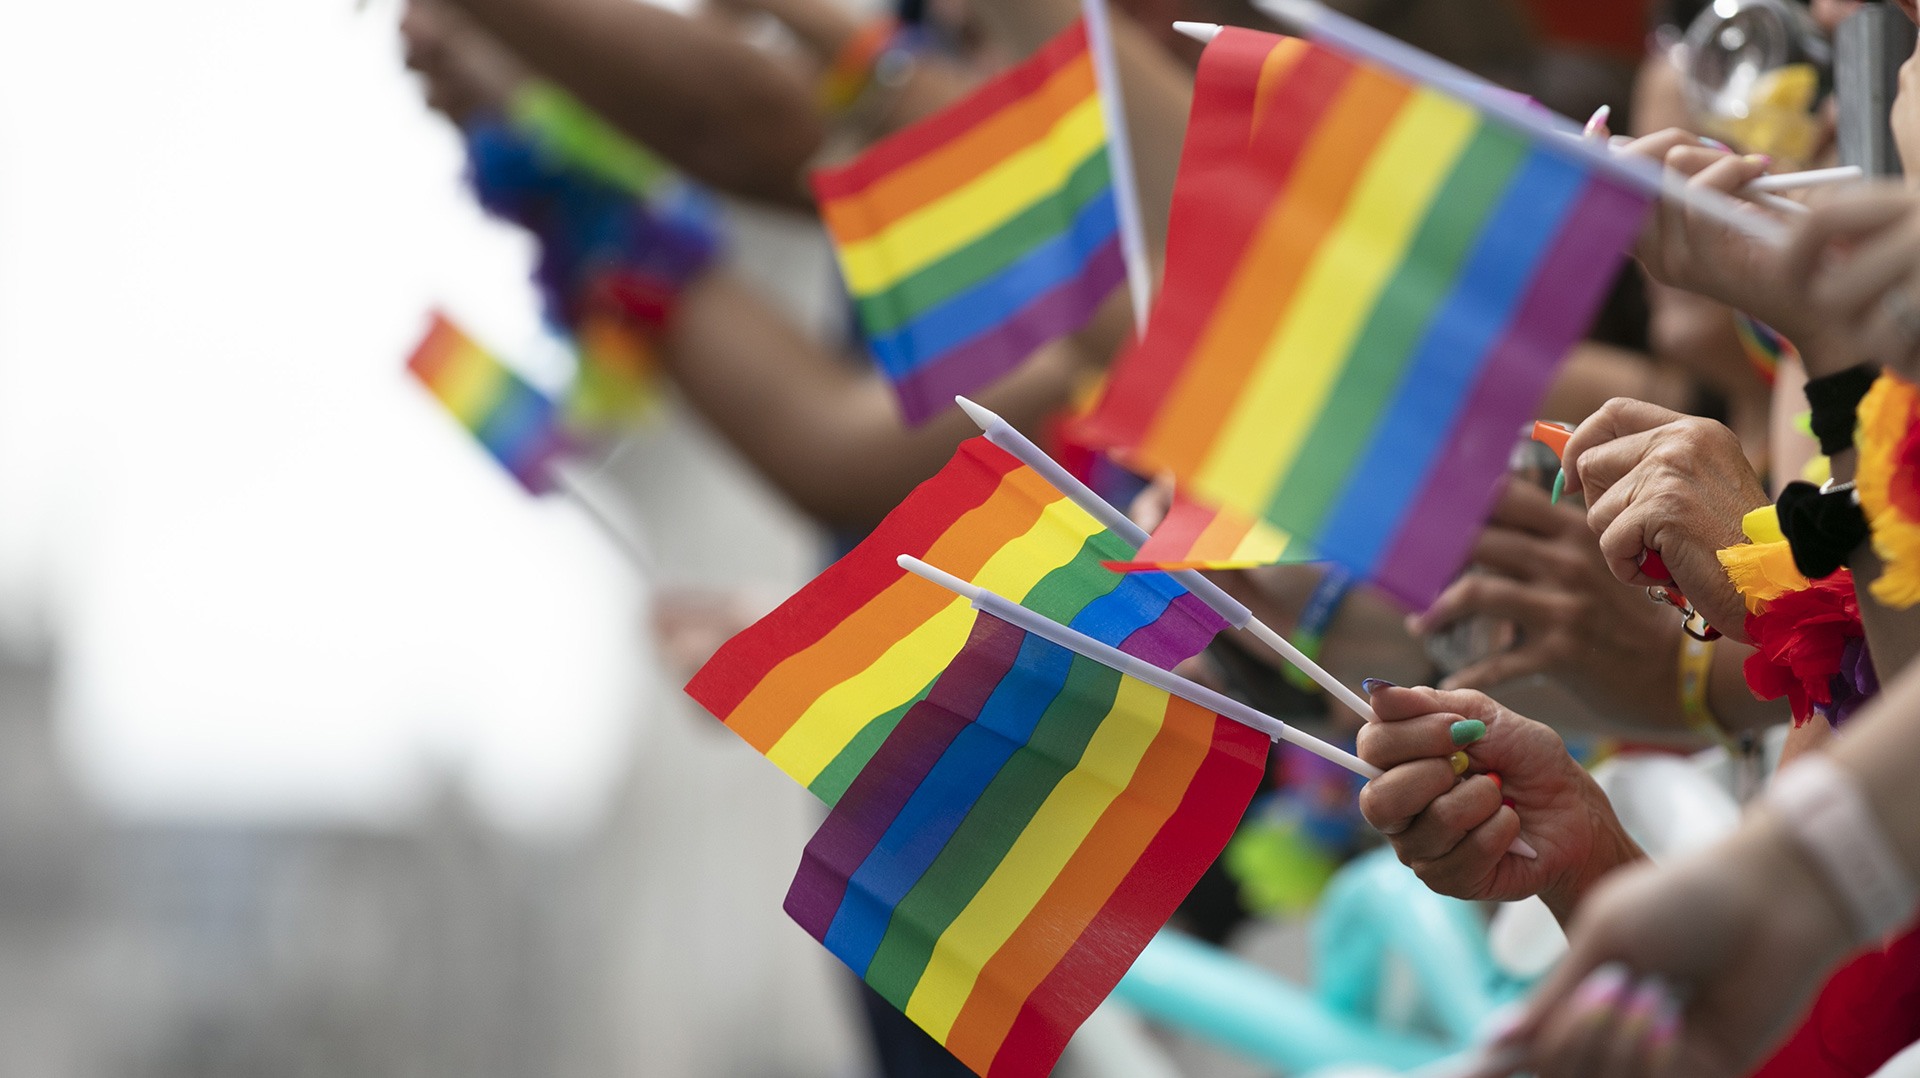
1542, 770, 1645, 925
1764, 753, 1920, 943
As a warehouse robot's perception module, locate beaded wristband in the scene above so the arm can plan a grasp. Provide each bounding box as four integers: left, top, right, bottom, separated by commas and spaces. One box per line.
1766, 754, 1920, 943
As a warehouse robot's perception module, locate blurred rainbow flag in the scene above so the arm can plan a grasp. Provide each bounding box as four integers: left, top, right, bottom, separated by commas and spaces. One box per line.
406, 312, 569, 493
1082, 30, 1650, 607
787, 611, 1267, 1078
685, 438, 1229, 805
1103, 493, 1297, 572
814, 20, 1126, 425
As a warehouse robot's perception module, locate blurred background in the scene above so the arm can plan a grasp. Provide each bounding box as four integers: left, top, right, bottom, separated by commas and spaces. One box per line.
0, 1, 875, 1073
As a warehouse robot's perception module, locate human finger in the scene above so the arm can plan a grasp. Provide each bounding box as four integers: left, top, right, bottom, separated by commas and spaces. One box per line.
1409, 802, 1524, 896
1410, 572, 1567, 637
1356, 710, 1486, 769
1809, 213, 1920, 317
1463, 525, 1565, 583
1560, 399, 1686, 498
1357, 758, 1457, 835
1440, 643, 1563, 692
1593, 978, 1683, 1078
1485, 476, 1570, 536
1384, 774, 1503, 863
1532, 962, 1634, 1078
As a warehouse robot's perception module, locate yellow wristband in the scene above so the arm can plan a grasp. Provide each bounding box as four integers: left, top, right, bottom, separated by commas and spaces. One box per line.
1678, 634, 1728, 746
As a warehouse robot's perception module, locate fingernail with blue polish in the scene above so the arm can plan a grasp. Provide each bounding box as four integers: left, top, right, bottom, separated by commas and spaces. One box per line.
1361, 678, 1397, 695
1449, 719, 1487, 745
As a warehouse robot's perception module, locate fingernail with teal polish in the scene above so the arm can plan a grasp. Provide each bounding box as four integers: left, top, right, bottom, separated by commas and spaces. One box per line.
1449, 719, 1487, 745
1549, 469, 1566, 505
1361, 678, 1397, 695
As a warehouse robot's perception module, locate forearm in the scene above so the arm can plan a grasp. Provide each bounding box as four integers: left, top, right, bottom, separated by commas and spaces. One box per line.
1826, 656, 1920, 889
663, 273, 1082, 529
445, 0, 824, 207
1544, 792, 1646, 927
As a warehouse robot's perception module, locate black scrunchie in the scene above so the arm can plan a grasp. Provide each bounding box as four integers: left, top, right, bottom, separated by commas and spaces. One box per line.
1776, 481, 1870, 579
1805, 364, 1881, 456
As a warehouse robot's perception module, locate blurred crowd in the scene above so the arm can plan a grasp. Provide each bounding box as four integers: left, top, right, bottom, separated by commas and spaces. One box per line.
389, 0, 1920, 1075
46, 0, 1920, 1075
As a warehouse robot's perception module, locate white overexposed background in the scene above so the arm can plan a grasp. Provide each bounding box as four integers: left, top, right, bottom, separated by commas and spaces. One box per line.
0, 0, 680, 835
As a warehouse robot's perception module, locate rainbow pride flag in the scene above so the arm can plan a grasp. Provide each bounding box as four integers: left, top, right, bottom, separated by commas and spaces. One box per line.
788, 611, 1268, 1078
1081, 30, 1650, 607
685, 439, 1229, 805
406, 312, 569, 493
1103, 492, 1297, 572
814, 20, 1126, 425
1733, 311, 1795, 387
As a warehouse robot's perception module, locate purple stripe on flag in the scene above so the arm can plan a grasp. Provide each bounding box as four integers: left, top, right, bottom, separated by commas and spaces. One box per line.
784, 614, 1025, 938
891, 239, 1126, 425
1372, 179, 1650, 608
1117, 591, 1229, 669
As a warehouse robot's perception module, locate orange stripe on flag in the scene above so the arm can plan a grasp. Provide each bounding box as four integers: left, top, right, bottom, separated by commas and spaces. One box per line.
1143, 65, 1411, 474
818, 56, 1098, 244
940, 695, 1217, 1071
722, 478, 1060, 750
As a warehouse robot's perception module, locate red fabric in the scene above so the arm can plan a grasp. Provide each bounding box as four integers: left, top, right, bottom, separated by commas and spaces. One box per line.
1742, 575, 1862, 725
1514, 0, 1650, 59
1750, 922, 1920, 1077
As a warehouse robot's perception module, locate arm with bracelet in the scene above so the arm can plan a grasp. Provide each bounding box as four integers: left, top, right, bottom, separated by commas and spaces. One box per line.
1484, 653, 1920, 1078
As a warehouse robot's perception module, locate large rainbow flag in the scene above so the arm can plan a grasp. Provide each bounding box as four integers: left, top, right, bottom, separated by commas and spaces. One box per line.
1080, 30, 1650, 607
685, 439, 1229, 805
814, 20, 1127, 426
788, 611, 1267, 1078
1103, 492, 1298, 572
406, 312, 569, 493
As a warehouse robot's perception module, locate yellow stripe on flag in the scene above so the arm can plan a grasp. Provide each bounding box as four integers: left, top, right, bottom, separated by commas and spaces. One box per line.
766, 498, 1106, 784
1196, 91, 1478, 509
832, 96, 1106, 297
432, 344, 511, 429
904, 677, 1169, 1038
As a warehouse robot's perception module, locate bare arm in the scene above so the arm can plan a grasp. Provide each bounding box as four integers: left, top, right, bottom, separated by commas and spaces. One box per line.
441, 0, 826, 208
663, 273, 1087, 529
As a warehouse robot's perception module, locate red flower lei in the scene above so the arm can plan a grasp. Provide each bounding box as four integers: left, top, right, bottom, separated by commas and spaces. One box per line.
1742, 572, 1862, 725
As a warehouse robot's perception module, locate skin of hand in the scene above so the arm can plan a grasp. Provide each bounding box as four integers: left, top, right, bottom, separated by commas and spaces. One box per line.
1475, 811, 1855, 1078
664, 273, 1089, 529
1409, 479, 1688, 727
1798, 186, 1920, 383
1356, 685, 1642, 923
1481, 645, 1920, 1078
1559, 398, 1770, 642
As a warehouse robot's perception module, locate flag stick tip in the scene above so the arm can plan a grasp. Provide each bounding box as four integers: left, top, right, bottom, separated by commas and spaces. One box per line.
954, 396, 1002, 432
1171, 20, 1221, 42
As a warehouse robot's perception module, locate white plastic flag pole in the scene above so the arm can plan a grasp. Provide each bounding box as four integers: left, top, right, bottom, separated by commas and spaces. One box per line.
549, 458, 656, 576
900, 555, 1541, 859
955, 396, 1377, 721
899, 554, 1379, 777
1080, 0, 1156, 338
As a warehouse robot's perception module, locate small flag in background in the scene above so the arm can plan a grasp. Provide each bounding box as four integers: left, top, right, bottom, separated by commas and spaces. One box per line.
787, 611, 1268, 1078
1102, 492, 1299, 572
406, 312, 569, 494
815, 19, 1127, 426
466, 81, 724, 430
1081, 29, 1651, 608
685, 438, 1229, 806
